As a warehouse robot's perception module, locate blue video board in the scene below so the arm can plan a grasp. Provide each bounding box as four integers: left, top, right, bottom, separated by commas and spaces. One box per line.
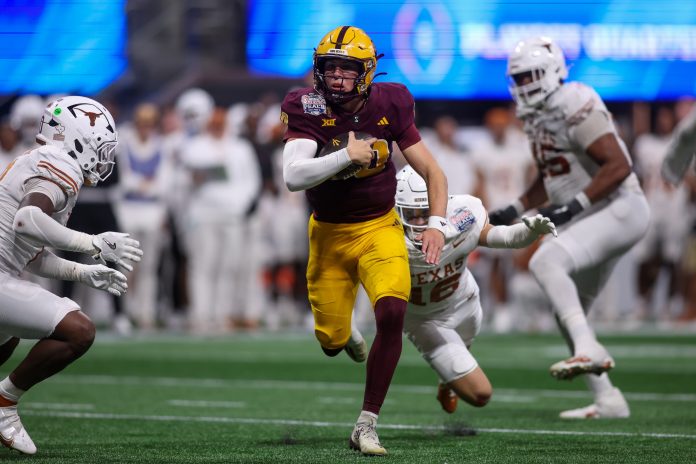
0, 0, 126, 95
247, 0, 696, 100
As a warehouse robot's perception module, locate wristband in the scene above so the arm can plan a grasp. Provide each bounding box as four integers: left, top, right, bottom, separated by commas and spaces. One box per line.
427, 215, 449, 235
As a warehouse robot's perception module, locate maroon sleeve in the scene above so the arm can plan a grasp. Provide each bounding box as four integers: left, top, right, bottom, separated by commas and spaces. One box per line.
280, 88, 320, 143
388, 84, 421, 151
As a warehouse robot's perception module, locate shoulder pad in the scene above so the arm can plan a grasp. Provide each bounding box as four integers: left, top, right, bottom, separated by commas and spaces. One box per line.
447, 195, 485, 234
33, 145, 83, 197
547, 82, 607, 126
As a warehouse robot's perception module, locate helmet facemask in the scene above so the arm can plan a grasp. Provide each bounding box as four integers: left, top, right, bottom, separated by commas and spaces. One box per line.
395, 165, 430, 246
314, 56, 373, 104
396, 203, 429, 245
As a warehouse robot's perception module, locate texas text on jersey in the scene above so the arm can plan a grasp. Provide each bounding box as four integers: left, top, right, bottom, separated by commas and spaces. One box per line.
281, 82, 421, 223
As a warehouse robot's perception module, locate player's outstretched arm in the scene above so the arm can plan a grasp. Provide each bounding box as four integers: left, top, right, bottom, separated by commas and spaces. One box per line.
13, 192, 143, 271
26, 249, 128, 296
479, 213, 557, 249
662, 107, 696, 185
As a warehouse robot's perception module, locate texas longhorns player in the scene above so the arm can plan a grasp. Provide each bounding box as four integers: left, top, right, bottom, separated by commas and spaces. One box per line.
489, 37, 649, 419
280, 26, 447, 455
396, 165, 556, 414
0, 96, 142, 454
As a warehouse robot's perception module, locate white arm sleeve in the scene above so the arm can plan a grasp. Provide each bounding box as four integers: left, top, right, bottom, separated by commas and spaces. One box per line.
663, 107, 696, 185
483, 223, 537, 249
26, 249, 83, 281
569, 110, 614, 150
13, 206, 95, 253
282, 138, 352, 191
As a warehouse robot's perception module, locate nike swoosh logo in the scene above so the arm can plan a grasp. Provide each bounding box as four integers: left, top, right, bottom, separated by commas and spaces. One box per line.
103, 239, 117, 250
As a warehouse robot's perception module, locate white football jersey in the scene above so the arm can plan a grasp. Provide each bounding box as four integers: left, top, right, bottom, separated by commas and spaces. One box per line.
406, 194, 486, 316
521, 82, 642, 205
0, 145, 83, 275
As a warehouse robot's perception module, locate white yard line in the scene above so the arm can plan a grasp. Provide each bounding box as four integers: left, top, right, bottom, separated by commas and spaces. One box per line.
166, 400, 246, 408
22, 402, 94, 411
52, 374, 696, 402
21, 410, 696, 440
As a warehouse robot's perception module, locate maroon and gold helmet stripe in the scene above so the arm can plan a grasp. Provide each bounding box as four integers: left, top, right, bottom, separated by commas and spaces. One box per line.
333, 26, 350, 49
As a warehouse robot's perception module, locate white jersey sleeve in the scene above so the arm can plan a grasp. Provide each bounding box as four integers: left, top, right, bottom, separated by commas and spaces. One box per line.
30, 145, 83, 199
526, 82, 640, 205
0, 145, 83, 275
663, 106, 696, 185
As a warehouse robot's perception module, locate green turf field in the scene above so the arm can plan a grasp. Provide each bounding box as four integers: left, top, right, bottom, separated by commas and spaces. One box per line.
1, 331, 694, 463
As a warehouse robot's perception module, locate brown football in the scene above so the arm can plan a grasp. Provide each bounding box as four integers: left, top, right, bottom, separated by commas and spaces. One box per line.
317, 131, 374, 180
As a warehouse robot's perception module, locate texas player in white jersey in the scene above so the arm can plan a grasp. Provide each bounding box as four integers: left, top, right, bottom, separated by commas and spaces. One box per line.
395, 166, 556, 413
489, 37, 650, 419
0, 96, 142, 455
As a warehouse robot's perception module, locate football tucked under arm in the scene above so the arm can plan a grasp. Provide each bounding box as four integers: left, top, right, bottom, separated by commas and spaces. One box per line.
282, 138, 353, 191
316, 132, 378, 180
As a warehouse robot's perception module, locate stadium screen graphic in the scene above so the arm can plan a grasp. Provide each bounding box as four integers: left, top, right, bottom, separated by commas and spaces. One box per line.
0, 0, 127, 95
247, 0, 696, 100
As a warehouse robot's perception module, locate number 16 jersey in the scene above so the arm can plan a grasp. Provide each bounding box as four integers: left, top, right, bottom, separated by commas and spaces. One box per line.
406, 194, 487, 317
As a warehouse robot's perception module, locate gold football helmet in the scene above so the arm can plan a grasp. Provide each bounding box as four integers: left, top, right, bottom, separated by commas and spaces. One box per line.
313, 26, 379, 104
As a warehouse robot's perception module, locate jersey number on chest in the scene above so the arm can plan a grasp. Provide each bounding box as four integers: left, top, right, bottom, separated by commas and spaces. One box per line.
532, 140, 571, 178
410, 273, 461, 305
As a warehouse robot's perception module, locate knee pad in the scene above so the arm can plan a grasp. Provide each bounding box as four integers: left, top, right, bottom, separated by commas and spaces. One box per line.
529, 242, 573, 283
426, 343, 478, 384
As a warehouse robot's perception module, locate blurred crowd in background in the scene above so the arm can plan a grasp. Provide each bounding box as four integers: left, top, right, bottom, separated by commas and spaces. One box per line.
1, 86, 695, 336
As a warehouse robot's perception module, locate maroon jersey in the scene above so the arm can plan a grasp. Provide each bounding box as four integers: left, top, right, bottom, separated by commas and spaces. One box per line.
281, 83, 421, 223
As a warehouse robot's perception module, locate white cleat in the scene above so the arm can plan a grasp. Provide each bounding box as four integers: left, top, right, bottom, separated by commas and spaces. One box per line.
349, 422, 387, 456
344, 329, 368, 363
560, 388, 630, 419
0, 404, 37, 455
550, 350, 615, 380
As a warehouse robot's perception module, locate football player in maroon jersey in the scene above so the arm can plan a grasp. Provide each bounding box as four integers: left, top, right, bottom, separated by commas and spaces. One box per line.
281, 25, 447, 455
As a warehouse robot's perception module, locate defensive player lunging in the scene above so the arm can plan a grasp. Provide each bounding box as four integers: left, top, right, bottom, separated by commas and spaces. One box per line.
0, 96, 142, 454
395, 166, 556, 413
490, 37, 649, 419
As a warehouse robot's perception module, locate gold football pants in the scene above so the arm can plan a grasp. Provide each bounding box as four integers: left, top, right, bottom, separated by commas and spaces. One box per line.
306, 209, 410, 349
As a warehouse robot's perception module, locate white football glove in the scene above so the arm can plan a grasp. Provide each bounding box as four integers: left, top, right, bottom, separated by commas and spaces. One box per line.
78, 264, 128, 296
92, 232, 143, 272
522, 214, 558, 237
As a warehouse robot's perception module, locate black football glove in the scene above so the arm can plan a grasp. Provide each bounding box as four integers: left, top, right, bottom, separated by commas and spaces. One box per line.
488, 204, 520, 226
537, 198, 584, 227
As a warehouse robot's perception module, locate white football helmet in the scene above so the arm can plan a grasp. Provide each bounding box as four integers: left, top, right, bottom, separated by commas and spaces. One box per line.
37, 96, 118, 184
507, 36, 568, 110
395, 165, 429, 244
176, 88, 214, 135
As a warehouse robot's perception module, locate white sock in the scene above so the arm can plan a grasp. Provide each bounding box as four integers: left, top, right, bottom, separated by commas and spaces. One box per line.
357, 410, 378, 425
562, 311, 598, 354
0, 377, 25, 403
584, 373, 614, 400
